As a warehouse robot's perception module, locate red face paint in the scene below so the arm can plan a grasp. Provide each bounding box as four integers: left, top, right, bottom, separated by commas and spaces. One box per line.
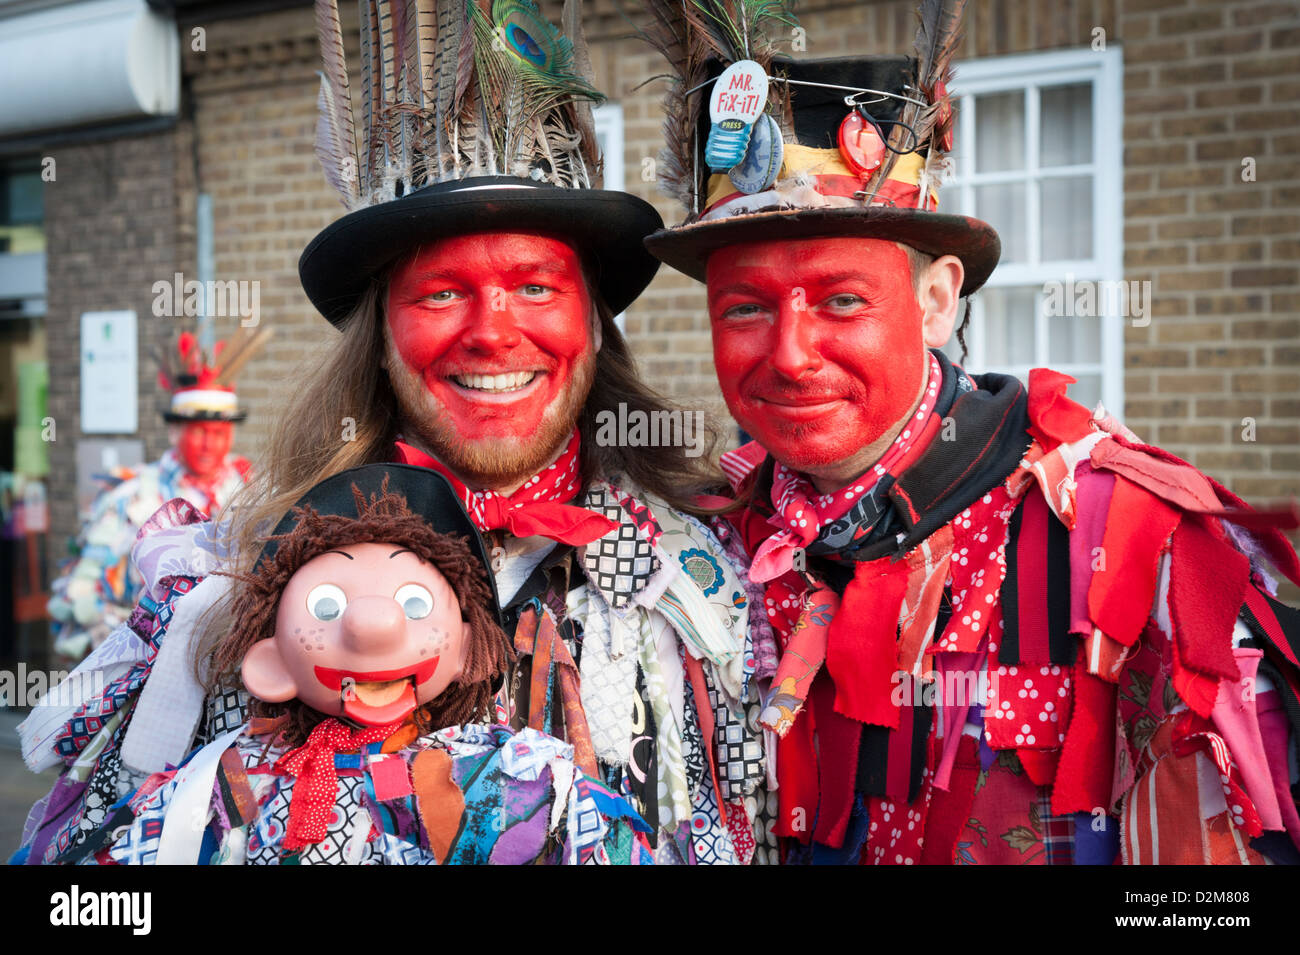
177, 420, 234, 482
385, 233, 596, 488
707, 238, 928, 480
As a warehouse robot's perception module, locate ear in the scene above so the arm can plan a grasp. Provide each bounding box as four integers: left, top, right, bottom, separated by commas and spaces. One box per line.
919, 254, 965, 349
241, 638, 299, 703
589, 305, 603, 355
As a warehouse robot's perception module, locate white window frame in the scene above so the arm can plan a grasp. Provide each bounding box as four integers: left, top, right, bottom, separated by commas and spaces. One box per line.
947, 46, 1124, 415
593, 102, 625, 192
592, 102, 627, 330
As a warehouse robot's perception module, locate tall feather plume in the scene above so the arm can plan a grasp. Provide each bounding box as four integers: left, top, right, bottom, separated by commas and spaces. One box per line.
314, 0, 361, 209
562, 0, 600, 186
869, 0, 966, 205
324, 0, 603, 201
640, 0, 797, 211
361, 0, 385, 187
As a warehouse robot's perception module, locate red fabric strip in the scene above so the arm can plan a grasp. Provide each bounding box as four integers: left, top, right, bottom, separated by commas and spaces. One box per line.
1113, 435, 1300, 588
1027, 368, 1095, 447
811, 677, 862, 848
919, 734, 980, 864
1051, 665, 1116, 815
683, 652, 728, 828
1016, 749, 1060, 787
775, 701, 819, 843
826, 557, 910, 727
1087, 476, 1181, 646
1016, 489, 1054, 664
1168, 515, 1246, 682
885, 691, 914, 800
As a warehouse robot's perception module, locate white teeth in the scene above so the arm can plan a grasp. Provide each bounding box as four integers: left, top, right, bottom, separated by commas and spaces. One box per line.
453, 371, 536, 392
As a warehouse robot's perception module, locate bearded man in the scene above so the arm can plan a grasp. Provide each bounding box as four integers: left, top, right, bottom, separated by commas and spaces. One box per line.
644, 1, 1300, 865
15, 0, 768, 866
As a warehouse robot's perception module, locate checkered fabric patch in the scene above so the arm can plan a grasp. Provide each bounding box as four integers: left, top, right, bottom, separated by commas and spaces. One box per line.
706, 680, 764, 802
1037, 792, 1075, 865
579, 486, 660, 610
196, 686, 249, 746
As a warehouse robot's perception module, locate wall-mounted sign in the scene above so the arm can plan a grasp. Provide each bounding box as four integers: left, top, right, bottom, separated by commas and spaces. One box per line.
80, 310, 138, 434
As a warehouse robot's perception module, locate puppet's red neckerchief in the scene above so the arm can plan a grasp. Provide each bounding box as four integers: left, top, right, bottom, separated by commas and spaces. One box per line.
747, 353, 944, 583
274, 717, 403, 850
394, 431, 617, 546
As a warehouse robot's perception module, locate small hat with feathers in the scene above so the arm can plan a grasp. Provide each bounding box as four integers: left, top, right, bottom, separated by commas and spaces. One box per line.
640, 0, 1000, 296
156, 326, 272, 422
301, 0, 664, 325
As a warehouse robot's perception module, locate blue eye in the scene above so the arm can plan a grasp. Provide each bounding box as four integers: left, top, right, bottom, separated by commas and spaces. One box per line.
394, 583, 433, 619
306, 584, 347, 621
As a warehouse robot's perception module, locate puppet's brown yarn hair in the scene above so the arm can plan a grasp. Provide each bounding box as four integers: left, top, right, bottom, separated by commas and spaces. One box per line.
211, 484, 511, 747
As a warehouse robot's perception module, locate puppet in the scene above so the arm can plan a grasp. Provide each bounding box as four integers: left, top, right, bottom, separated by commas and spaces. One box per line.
76, 465, 652, 865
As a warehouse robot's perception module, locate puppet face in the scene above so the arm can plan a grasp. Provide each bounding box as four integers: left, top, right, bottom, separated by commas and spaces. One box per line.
706, 237, 929, 477
384, 233, 598, 489
177, 420, 234, 482
241, 542, 472, 726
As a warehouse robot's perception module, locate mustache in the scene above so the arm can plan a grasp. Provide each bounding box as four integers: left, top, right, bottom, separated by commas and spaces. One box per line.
742, 375, 862, 402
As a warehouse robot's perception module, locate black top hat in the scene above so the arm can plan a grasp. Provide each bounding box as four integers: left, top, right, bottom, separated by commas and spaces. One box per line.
300, 175, 663, 326
640, 4, 1000, 296
302, 0, 662, 327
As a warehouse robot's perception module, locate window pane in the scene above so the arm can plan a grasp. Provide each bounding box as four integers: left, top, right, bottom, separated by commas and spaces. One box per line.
1048, 309, 1101, 365
976, 183, 1027, 263
1066, 373, 1101, 412
1040, 176, 1092, 259
981, 286, 1037, 367
975, 91, 1024, 172
1040, 84, 1092, 167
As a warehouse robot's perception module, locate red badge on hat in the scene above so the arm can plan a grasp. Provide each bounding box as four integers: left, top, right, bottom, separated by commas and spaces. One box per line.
837, 111, 886, 177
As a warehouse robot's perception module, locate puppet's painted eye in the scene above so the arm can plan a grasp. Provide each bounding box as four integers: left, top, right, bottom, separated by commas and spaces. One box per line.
306, 584, 347, 621
394, 583, 433, 620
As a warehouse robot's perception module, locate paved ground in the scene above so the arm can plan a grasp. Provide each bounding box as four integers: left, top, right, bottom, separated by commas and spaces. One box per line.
0, 710, 58, 861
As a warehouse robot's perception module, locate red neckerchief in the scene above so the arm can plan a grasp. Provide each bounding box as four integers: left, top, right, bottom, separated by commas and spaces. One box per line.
393, 431, 617, 546
273, 717, 403, 850
748, 353, 944, 583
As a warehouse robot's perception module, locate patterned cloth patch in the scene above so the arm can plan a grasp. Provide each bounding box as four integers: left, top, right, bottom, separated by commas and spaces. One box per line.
580, 485, 660, 609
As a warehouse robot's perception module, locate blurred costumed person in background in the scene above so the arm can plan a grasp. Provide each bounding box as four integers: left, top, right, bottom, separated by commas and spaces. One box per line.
643, 0, 1300, 864
46, 328, 268, 659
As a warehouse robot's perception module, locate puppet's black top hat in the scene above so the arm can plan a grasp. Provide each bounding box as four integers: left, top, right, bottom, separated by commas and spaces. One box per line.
640, 3, 1000, 297
259, 463, 503, 626
300, 0, 663, 327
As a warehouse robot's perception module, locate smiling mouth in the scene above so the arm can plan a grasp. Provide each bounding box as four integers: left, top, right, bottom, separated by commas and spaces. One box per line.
449, 371, 538, 393
316, 660, 439, 726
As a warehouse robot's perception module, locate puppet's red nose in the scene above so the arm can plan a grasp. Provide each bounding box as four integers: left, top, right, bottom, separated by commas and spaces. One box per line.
339, 596, 406, 653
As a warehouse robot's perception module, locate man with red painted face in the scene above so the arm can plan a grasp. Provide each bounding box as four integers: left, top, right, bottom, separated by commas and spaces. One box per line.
645, 2, 1300, 865
16, 0, 769, 867
45, 333, 254, 660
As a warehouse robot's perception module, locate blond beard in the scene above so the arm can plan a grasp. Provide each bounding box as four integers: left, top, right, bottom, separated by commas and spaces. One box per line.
385, 336, 596, 492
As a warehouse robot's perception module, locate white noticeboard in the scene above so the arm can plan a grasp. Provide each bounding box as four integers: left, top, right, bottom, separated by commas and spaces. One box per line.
80, 310, 138, 434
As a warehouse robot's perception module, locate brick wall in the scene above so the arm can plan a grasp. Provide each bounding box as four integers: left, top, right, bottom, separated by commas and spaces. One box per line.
1116, 0, 1300, 506
44, 128, 190, 567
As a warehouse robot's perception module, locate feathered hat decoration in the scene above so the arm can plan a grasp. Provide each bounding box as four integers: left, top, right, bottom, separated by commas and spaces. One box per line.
155, 326, 272, 422
300, 0, 664, 326
641, 0, 1002, 297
